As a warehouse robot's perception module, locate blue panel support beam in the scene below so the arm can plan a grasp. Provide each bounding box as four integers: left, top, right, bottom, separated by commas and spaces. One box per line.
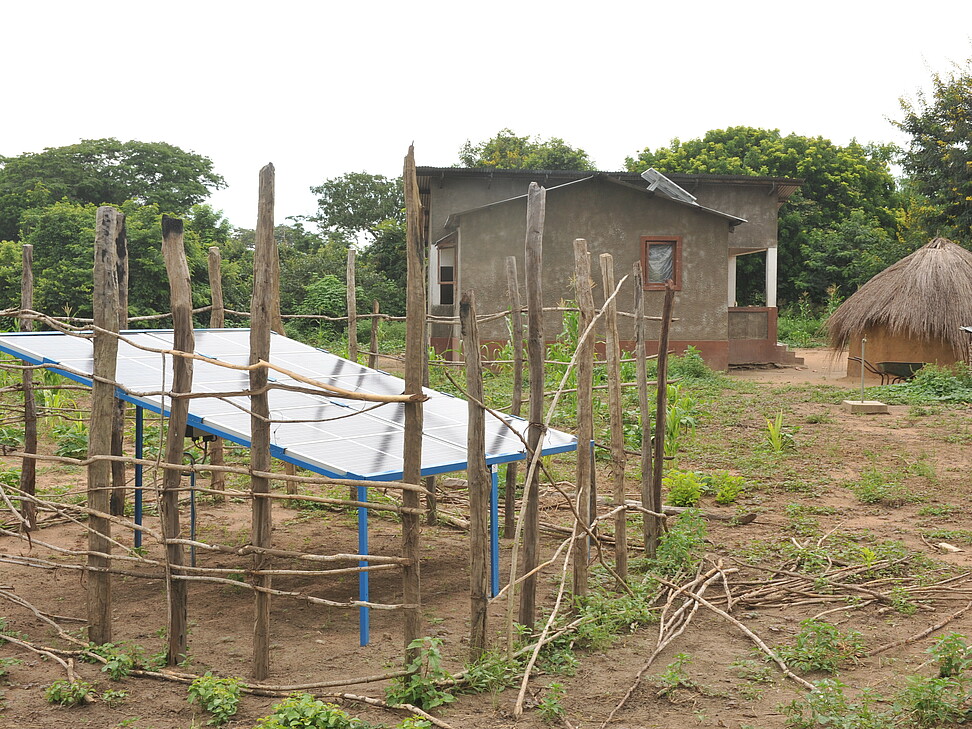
134, 406, 143, 548
490, 465, 499, 597
358, 484, 370, 646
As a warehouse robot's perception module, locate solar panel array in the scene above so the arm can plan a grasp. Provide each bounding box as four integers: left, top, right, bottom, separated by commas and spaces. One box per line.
0, 329, 576, 480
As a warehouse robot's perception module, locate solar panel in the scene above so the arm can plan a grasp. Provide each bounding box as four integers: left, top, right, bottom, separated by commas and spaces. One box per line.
0, 329, 577, 480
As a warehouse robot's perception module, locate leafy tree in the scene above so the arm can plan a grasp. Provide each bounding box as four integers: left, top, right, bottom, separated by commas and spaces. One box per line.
12, 199, 208, 321
625, 127, 902, 303
308, 172, 403, 243
895, 55, 972, 243
0, 138, 225, 241
459, 129, 595, 170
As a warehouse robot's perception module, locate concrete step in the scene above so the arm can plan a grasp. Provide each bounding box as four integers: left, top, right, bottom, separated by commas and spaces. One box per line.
775, 342, 804, 365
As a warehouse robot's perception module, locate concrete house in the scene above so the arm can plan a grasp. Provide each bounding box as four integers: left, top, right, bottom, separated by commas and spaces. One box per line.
416, 167, 802, 370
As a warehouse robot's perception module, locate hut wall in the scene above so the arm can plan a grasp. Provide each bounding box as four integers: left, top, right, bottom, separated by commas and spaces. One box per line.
847, 324, 963, 378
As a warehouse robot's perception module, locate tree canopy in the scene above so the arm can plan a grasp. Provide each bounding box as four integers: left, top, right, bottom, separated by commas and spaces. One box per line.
626, 127, 904, 303
459, 129, 595, 171
895, 55, 972, 244
0, 138, 225, 241
308, 172, 403, 244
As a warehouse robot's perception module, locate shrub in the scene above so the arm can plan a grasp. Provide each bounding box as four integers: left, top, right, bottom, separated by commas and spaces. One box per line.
254, 693, 368, 728
773, 620, 866, 674
663, 470, 704, 507
187, 672, 245, 726
45, 679, 94, 707
386, 638, 455, 711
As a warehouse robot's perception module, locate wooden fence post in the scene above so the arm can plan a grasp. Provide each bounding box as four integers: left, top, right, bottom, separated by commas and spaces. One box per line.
651, 282, 677, 546
160, 214, 194, 664
368, 299, 380, 369
599, 253, 627, 583
633, 264, 657, 556
572, 240, 594, 597
461, 290, 489, 659
88, 206, 120, 645
250, 165, 275, 680
19, 245, 37, 531
110, 215, 129, 517
520, 182, 545, 630
504, 256, 524, 539
402, 146, 425, 662
347, 248, 358, 363
208, 246, 226, 501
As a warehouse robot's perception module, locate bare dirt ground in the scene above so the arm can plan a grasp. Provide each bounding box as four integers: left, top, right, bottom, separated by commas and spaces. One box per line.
3, 348, 972, 728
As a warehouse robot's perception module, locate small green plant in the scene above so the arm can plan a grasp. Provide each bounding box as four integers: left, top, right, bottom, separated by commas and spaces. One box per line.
0, 656, 22, 680
536, 682, 567, 723
848, 467, 924, 507
782, 679, 891, 729
83, 642, 138, 680
253, 693, 370, 728
918, 503, 957, 517
649, 509, 707, 577
773, 619, 866, 674
894, 674, 969, 728
101, 689, 129, 708
45, 678, 94, 707
731, 658, 775, 684
52, 421, 88, 459
187, 672, 245, 726
928, 633, 972, 678
0, 425, 24, 451
711, 471, 746, 505
654, 653, 696, 700
765, 410, 796, 452
386, 638, 455, 711
663, 469, 704, 507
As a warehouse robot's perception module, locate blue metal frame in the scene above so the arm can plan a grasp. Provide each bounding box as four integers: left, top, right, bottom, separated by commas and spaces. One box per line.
134, 406, 143, 549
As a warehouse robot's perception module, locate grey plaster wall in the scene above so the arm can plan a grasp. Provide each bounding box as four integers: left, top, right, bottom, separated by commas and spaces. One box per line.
692, 182, 779, 251
454, 177, 730, 343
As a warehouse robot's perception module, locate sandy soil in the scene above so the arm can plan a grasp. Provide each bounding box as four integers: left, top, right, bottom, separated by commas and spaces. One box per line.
3, 350, 972, 729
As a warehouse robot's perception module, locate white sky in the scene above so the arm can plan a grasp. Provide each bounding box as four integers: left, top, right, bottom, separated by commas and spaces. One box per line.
2, 1, 970, 229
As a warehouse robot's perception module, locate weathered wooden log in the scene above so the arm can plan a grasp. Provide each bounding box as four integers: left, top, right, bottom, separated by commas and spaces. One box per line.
87, 207, 121, 645
160, 214, 194, 665
250, 164, 275, 680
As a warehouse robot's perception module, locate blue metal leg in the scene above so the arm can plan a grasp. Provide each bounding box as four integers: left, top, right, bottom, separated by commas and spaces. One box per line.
134, 406, 143, 548
189, 468, 196, 567
490, 465, 499, 597
358, 484, 370, 646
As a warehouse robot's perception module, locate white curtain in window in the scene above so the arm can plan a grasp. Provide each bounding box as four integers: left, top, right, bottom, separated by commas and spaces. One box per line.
648, 243, 674, 283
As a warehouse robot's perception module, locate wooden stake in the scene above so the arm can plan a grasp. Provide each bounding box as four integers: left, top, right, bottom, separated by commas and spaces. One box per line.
504, 256, 523, 539
461, 291, 489, 659
633, 264, 656, 556
572, 240, 594, 597
347, 248, 358, 363
520, 182, 545, 630
110, 215, 129, 517
88, 207, 120, 645
160, 214, 194, 665
250, 165, 275, 680
599, 253, 627, 583
368, 300, 380, 369
651, 282, 676, 541
207, 247, 226, 500
18, 244, 37, 531
402, 146, 425, 661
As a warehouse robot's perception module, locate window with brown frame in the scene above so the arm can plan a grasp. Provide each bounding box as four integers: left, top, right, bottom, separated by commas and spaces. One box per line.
438, 244, 456, 306
641, 236, 682, 290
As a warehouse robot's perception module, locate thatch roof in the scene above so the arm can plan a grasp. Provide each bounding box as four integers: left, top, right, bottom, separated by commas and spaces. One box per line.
827, 237, 972, 353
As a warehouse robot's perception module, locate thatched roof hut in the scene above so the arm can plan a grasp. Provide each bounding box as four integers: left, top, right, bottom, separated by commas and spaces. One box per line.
827, 237, 972, 375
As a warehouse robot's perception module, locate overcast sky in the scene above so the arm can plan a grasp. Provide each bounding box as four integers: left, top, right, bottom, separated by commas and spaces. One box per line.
3, 2, 970, 230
